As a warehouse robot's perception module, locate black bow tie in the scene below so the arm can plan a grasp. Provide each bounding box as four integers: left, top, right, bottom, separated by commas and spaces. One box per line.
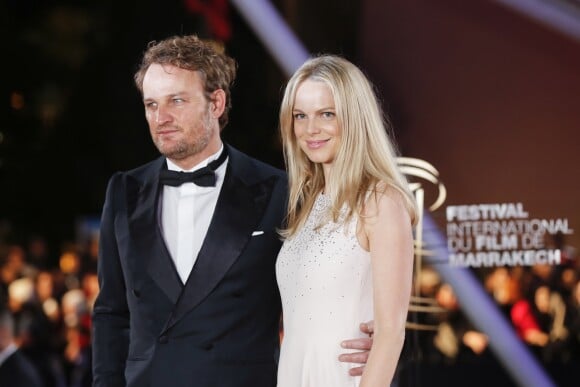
159, 147, 228, 187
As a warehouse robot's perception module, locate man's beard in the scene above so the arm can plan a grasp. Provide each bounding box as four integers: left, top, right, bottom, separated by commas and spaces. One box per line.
158, 128, 211, 161
155, 117, 213, 161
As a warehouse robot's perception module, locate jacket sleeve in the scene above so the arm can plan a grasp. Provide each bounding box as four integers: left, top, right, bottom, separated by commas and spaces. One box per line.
92, 172, 129, 387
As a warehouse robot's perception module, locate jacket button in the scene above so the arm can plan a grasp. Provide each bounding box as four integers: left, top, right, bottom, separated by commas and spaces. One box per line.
132, 289, 140, 298
159, 335, 168, 344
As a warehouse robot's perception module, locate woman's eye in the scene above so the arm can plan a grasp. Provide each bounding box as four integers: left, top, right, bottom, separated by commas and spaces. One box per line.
293, 113, 305, 120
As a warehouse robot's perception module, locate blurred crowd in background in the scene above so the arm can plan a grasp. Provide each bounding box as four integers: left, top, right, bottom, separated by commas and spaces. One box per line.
411, 232, 580, 372
1, 219, 579, 387
0, 224, 98, 387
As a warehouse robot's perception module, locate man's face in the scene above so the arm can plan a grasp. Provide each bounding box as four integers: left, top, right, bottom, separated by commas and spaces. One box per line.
142, 63, 220, 168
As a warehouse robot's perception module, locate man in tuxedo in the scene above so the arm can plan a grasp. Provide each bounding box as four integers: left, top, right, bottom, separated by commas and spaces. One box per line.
92, 34, 371, 387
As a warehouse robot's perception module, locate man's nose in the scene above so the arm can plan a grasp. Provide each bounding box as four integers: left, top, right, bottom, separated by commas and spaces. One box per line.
155, 106, 172, 124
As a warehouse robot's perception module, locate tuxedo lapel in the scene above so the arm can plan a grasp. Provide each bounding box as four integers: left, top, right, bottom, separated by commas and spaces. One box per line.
162, 146, 276, 332
127, 157, 182, 304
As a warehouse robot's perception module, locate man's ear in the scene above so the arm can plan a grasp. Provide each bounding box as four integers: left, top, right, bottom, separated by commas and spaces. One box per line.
210, 89, 226, 118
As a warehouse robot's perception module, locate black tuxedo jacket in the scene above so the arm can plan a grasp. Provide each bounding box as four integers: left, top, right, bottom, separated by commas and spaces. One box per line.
92, 145, 287, 387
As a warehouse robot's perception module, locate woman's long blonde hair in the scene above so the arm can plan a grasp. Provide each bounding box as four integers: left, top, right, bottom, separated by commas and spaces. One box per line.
280, 55, 417, 237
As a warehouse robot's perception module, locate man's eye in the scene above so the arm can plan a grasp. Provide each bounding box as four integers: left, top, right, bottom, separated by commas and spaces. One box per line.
173, 98, 184, 104
145, 102, 157, 109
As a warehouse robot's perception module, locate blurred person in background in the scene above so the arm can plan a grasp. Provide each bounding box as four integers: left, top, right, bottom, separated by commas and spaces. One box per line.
509, 274, 550, 352
1, 245, 37, 285
567, 280, 580, 357
59, 246, 82, 291
432, 283, 488, 363
0, 304, 44, 387
34, 270, 61, 323
9, 276, 66, 387
62, 289, 92, 387
26, 234, 53, 271
532, 283, 571, 362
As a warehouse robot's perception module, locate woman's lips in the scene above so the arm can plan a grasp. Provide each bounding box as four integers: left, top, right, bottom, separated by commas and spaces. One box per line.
306, 139, 329, 149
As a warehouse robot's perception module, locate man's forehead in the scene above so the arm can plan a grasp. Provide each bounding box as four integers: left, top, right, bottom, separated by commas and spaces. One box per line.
142, 64, 203, 97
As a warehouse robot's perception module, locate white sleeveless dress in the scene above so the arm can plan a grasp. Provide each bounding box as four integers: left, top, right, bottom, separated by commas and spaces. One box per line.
276, 193, 373, 387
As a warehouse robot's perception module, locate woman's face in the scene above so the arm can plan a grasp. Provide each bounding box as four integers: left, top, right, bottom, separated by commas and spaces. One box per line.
292, 80, 340, 174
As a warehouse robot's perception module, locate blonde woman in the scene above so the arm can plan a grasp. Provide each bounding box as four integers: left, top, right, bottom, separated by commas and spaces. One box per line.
276, 55, 417, 386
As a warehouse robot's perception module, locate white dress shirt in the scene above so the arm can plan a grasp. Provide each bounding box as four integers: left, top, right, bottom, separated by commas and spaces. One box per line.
161, 145, 228, 284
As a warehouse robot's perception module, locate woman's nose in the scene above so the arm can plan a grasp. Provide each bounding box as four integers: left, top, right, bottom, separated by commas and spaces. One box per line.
305, 119, 321, 134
